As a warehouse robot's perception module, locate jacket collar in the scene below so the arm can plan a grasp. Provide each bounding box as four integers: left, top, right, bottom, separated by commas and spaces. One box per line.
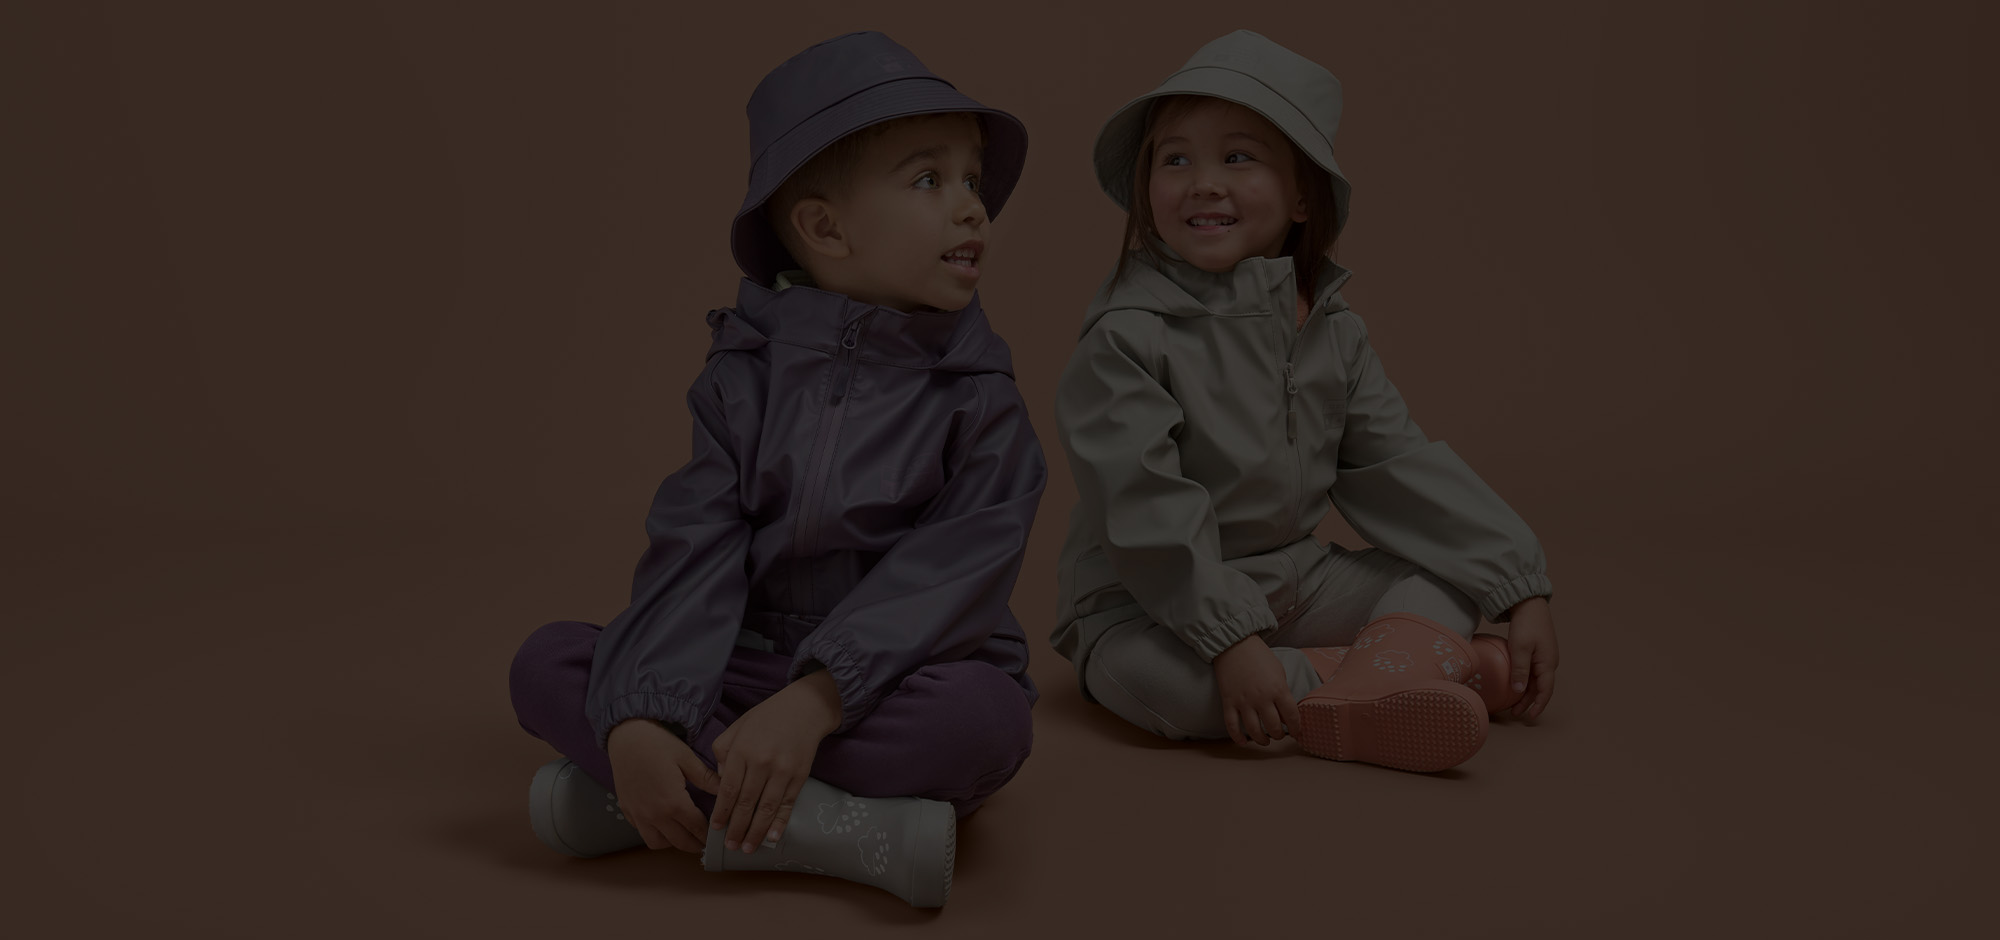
704, 274, 1015, 376
1140, 242, 1355, 317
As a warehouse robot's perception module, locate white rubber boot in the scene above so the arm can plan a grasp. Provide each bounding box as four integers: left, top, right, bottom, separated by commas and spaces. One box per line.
528, 759, 646, 858
703, 777, 956, 908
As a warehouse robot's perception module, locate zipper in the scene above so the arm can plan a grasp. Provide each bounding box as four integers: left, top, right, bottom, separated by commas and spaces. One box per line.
1283, 362, 1299, 443
1280, 287, 1309, 545
789, 314, 869, 610
1278, 268, 1347, 547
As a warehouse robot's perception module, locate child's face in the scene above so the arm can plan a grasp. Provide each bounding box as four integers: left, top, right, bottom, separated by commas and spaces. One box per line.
813, 115, 990, 313
1146, 100, 1308, 274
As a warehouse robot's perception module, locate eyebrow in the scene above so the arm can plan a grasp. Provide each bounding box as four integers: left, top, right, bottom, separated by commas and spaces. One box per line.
889, 144, 983, 175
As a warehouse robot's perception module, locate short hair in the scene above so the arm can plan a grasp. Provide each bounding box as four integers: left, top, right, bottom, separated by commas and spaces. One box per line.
765, 113, 987, 267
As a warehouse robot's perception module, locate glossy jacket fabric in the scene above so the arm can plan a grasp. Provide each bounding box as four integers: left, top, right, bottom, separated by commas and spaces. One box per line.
584, 277, 1047, 746
1050, 247, 1552, 695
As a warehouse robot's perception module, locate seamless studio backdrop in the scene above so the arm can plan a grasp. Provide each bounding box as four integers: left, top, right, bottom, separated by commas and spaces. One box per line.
5, 1, 1995, 937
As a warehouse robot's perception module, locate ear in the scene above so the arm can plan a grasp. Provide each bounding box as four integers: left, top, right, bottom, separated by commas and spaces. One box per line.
788, 198, 850, 262
1291, 194, 1310, 224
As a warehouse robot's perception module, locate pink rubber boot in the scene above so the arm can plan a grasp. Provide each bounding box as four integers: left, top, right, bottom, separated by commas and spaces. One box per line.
1294, 613, 1488, 773
1300, 633, 1523, 714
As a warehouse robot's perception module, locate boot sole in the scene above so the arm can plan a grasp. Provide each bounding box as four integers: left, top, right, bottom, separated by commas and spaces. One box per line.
906, 800, 956, 909
1297, 686, 1488, 773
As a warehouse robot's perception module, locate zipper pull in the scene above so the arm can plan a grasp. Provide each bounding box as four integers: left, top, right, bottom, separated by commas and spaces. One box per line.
1284, 361, 1298, 396
830, 318, 865, 404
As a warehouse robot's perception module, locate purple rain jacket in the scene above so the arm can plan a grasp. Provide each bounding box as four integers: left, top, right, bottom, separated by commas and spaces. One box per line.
582, 276, 1047, 746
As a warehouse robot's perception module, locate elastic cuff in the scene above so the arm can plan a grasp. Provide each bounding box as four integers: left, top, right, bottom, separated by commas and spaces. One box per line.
1180, 603, 1280, 662
790, 634, 873, 735
592, 692, 707, 751
1479, 573, 1554, 623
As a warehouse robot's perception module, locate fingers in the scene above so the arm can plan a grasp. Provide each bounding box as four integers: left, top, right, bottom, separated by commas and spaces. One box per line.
1517, 636, 1558, 721
1279, 695, 1303, 741
710, 733, 732, 776
663, 790, 712, 854
742, 771, 800, 854
632, 816, 669, 851
1498, 660, 1557, 722
659, 812, 706, 853
679, 752, 723, 795
1236, 703, 1268, 746
708, 754, 747, 839
1255, 701, 1284, 744
724, 768, 768, 853
1242, 704, 1269, 746
667, 816, 709, 853
1525, 667, 1557, 721
767, 778, 804, 847
1224, 693, 1303, 746
1508, 635, 1534, 698
628, 803, 705, 853
1530, 623, 1558, 719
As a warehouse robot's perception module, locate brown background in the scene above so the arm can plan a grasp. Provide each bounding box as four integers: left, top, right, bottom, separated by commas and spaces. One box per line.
6, 0, 1996, 936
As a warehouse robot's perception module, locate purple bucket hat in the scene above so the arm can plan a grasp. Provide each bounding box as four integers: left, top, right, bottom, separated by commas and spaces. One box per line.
730, 31, 1030, 284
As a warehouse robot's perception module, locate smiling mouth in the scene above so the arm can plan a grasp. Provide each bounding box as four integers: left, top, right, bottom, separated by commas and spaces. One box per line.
942, 247, 980, 269
1188, 216, 1238, 228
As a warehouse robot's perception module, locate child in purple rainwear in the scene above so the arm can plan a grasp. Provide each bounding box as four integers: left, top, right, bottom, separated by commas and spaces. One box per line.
507, 31, 1045, 909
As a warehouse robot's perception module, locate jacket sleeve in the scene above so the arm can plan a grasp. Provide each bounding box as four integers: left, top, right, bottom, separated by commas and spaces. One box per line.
1326, 311, 1553, 622
1054, 312, 1277, 661
786, 375, 1047, 735
584, 360, 753, 748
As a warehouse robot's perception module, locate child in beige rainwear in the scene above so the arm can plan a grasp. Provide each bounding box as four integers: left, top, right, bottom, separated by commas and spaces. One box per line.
1051, 30, 1559, 772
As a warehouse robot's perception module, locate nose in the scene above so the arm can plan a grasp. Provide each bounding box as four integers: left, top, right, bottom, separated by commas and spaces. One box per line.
1189, 164, 1227, 198
956, 185, 989, 227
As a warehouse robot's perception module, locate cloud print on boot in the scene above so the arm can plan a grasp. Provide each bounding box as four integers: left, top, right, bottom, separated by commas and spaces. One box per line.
818, 799, 869, 835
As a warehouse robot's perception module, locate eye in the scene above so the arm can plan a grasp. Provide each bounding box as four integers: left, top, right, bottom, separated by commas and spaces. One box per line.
1226, 152, 1253, 164
1162, 153, 1188, 167
915, 171, 939, 189
965, 173, 982, 193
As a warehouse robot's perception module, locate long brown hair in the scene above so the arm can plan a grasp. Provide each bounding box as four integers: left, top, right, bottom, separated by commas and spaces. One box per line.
1113, 95, 1340, 303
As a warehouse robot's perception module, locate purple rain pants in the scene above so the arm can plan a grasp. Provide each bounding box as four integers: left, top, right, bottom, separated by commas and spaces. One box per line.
509, 620, 1035, 819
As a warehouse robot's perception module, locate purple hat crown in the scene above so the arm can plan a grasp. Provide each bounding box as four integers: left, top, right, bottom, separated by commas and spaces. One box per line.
746, 33, 947, 158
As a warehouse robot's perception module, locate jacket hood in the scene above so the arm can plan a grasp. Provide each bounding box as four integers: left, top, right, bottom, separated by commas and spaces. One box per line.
1077, 246, 1354, 338
706, 276, 1016, 377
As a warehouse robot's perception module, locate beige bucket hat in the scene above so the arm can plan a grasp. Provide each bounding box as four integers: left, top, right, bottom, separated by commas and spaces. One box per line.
1092, 30, 1353, 237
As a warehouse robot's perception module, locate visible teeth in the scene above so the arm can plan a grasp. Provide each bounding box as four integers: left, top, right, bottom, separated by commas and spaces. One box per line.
1190, 217, 1235, 225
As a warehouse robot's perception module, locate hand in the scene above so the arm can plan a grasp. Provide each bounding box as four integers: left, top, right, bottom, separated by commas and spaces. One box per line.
605, 718, 723, 853
1211, 633, 1302, 746
1499, 596, 1559, 721
709, 668, 843, 855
